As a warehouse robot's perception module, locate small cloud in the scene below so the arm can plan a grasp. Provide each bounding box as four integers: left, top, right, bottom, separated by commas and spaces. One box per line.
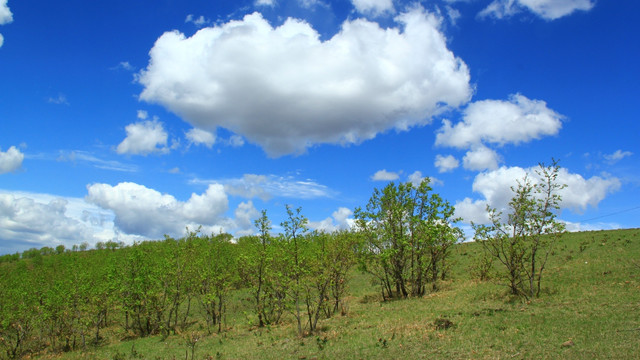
479, 0, 595, 21
446, 6, 461, 25
298, 0, 327, 9
226, 135, 244, 148
309, 207, 354, 232
407, 171, 442, 187
168, 167, 180, 174
255, 0, 276, 6
351, 0, 395, 17
371, 169, 400, 181
0, 145, 24, 174
435, 94, 563, 149
111, 61, 135, 71
434, 154, 459, 173
47, 94, 69, 105
604, 150, 632, 164
462, 145, 501, 171
137, 110, 148, 120
185, 14, 210, 27
116, 120, 170, 156
186, 128, 216, 148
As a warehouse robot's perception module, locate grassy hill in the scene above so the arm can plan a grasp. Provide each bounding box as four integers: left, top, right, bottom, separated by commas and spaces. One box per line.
29, 228, 639, 360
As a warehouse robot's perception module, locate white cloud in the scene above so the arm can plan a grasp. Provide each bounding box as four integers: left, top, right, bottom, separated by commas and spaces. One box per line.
185, 14, 210, 27
227, 135, 244, 147
234, 201, 260, 236
454, 197, 490, 225
0, 190, 137, 253
407, 170, 442, 187
351, 0, 395, 17
462, 145, 500, 171
455, 165, 621, 225
220, 174, 271, 200
0, 146, 23, 174
309, 207, 354, 232
0, 0, 12, 48
434, 154, 459, 173
137, 110, 148, 119
186, 128, 216, 148
116, 120, 169, 155
604, 149, 632, 164
138, 8, 471, 157
57, 150, 137, 172
371, 169, 400, 181
407, 170, 424, 186
446, 6, 461, 25
298, 0, 327, 9
472, 165, 621, 214
112, 61, 135, 71
196, 173, 333, 201
480, 0, 595, 20
0, 0, 13, 25
47, 94, 69, 105
255, 0, 276, 6
562, 220, 621, 233
86, 182, 229, 239
436, 94, 563, 149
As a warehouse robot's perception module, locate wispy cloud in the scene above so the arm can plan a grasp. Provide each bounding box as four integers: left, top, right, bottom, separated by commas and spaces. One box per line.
191, 174, 335, 200
111, 61, 135, 71
604, 149, 633, 164
57, 150, 138, 172
47, 93, 69, 105
185, 14, 210, 27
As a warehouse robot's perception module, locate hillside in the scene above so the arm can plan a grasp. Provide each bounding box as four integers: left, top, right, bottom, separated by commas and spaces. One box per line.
4, 228, 640, 359
30, 229, 640, 359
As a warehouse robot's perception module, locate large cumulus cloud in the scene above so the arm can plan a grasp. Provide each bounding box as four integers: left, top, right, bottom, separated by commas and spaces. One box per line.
138, 7, 471, 156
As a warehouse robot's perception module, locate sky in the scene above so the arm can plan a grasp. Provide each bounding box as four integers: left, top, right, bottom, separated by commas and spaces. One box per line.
0, 0, 638, 254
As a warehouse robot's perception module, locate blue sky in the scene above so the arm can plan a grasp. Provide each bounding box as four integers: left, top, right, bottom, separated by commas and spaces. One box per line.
0, 0, 638, 254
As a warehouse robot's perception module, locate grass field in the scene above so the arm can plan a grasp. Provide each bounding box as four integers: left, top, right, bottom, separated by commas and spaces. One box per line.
38, 228, 640, 360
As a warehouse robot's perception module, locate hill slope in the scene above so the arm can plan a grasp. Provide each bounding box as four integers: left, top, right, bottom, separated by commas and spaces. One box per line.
33, 228, 640, 359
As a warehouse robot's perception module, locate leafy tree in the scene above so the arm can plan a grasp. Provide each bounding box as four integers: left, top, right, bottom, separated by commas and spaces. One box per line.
55, 245, 66, 255
193, 233, 237, 334
355, 179, 462, 299
473, 160, 566, 299
237, 210, 282, 327
0, 261, 38, 359
281, 205, 308, 336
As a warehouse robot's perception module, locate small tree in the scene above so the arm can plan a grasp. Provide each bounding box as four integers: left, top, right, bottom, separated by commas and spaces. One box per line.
473, 160, 566, 299
281, 205, 309, 336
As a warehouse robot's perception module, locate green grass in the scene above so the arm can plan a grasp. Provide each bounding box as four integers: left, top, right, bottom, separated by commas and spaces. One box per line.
40, 229, 640, 359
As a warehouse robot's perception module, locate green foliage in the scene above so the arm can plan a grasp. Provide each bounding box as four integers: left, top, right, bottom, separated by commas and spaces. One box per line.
473, 160, 566, 299
2, 228, 640, 359
355, 179, 463, 299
